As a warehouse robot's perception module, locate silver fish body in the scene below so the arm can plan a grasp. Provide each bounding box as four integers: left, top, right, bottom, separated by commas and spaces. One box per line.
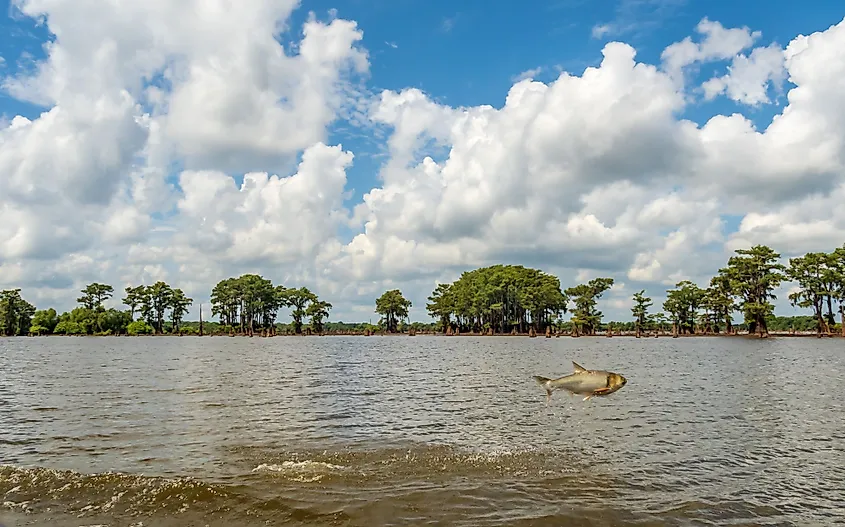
533, 361, 627, 403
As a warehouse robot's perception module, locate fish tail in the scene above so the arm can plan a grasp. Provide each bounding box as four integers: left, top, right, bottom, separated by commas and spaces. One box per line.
533, 375, 554, 403
533, 375, 551, 386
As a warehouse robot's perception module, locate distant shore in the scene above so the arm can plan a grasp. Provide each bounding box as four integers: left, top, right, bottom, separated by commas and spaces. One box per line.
16, 330, 844, 338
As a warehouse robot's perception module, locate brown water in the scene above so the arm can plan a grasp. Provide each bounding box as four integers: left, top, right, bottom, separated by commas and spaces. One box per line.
1, 335, 843, 526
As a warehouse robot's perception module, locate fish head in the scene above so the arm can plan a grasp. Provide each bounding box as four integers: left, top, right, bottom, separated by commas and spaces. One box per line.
605, 372, 627, 394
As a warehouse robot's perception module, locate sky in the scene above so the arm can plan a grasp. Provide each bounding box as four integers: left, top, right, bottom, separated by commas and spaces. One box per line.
1, 0, 844, 324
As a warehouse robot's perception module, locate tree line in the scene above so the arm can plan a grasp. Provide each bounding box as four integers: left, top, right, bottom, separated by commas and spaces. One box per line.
2, 243, 844, 338
0, 274, 332, 336
411, 244, 845, 338
0, 281, 195, 336
628, 244, 845, 338
209, 274, 331, 335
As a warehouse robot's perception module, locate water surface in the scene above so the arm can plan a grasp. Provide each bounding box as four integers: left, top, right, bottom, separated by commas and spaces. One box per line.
1, 335, 843, 526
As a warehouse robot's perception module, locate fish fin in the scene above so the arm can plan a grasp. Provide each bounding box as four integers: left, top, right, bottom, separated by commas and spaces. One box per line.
533, 376, 553, 404
572, 361, 587, 373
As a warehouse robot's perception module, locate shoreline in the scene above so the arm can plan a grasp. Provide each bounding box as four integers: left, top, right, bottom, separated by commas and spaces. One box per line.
13, 331, 844, 338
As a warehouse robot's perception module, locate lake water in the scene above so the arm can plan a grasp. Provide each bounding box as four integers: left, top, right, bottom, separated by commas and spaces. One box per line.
1, 335, 844, 526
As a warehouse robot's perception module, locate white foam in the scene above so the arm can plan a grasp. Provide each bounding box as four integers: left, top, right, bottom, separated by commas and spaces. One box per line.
252, 461, 346, 482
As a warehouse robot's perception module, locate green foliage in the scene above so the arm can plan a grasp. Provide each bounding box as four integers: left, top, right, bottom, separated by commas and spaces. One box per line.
703, 272, 737, 334
51, 300, 133, 336
29, 324, 49, 335
283, 286, 318, 334
426, 284, 453, 332
766, 315, 819, 332
121, 281, 192, 334
565, 278, 612, 336
127, 320, 154, 335
663, 280, 705, 334
306, 299, 332, 334
0, 289, 36, 336
424, 265, 567, 334
54, 320, 86, 335
375, 289, 412, 333
786, 251, 838, 334
209, 275, 326, 335
722, 245, 787, 336
6, 242, 845, 340
31, 308, 59, 334
631, 290, 652, 334
77, 283, 114, 310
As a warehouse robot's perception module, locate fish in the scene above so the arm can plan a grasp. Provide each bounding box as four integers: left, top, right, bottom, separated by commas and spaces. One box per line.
533, 361, 627, 404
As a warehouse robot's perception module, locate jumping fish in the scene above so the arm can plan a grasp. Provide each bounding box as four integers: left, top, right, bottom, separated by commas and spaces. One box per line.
533, 361, 627, 403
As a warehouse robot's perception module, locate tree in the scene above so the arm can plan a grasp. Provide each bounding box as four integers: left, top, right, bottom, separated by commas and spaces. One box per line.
664, 281, 706, 335
426, 283, 454, 333
0, 289, 36, 336
210, 278, 242, 329
146, 281, 174, 334
652, 312, 669, 334
31, 308, 59, 335
208, 275, 328, 335
786, 252, 835, 335
77, 283, 114, 310
375, 289, 412, 333
722, 245, 786, 338
97, 309, 132, 335
282, 287, 317, 334
706, 272, 736, 334
123, 285, 147, 321
631, 290, 652, 337
832, 244, 845, 337
662, 293, 681, 337
423, 265, 567, 334
565, 278, 613, 336
168, 288, 193, 333
306, 300, 332, 334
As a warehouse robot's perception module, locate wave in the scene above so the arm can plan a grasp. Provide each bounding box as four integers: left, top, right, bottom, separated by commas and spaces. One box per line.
0, 439, 828, 527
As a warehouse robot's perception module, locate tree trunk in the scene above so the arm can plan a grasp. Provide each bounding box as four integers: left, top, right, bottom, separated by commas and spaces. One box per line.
758, 315, 768, 338
841, 306, 845, 338
827, 296, 835, 329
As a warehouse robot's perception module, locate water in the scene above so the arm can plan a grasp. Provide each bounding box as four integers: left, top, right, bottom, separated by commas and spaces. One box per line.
1, 335, 843, 526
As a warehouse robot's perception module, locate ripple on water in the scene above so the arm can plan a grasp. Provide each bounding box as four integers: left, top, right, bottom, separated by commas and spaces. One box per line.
1, 335, 844, 526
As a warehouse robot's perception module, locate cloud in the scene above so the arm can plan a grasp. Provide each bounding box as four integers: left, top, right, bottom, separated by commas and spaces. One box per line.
321, 18, 845, 318
590, 0, 687, 41
1, 5, 845, 324
661, 17, 761, 84
440, 15, 458, 33
701, 43, 787, 105
591, 24, 613, 39
511, 67, 544, 82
